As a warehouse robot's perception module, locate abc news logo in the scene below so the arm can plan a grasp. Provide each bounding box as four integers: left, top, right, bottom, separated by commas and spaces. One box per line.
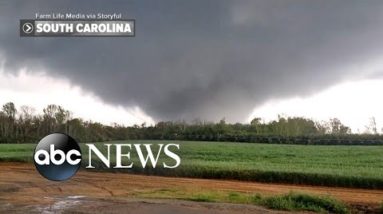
34, 133, 180, 181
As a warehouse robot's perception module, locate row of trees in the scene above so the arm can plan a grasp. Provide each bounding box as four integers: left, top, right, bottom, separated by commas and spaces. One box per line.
0, 102, 381, 144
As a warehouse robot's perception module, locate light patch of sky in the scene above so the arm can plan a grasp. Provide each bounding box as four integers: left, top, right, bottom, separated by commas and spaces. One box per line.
0, 62, 154, 126
249, 79, 383, 133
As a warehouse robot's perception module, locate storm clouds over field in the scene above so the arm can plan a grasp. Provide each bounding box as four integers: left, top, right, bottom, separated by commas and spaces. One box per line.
1, 1, 383, 123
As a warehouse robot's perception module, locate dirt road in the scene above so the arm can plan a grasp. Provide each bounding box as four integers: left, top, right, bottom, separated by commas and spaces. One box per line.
0, 162, 382, 213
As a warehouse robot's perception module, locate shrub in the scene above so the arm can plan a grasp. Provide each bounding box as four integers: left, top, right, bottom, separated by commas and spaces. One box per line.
259, 192, 349, 214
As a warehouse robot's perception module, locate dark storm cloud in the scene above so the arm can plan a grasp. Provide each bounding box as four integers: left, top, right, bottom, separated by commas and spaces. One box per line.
1, 0, 383, 122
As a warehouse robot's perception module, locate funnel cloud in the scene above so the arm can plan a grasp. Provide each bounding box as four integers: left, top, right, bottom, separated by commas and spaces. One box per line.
1, 1, 383, 122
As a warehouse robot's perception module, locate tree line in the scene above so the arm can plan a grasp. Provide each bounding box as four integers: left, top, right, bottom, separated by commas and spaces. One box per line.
0, 102, 382, 144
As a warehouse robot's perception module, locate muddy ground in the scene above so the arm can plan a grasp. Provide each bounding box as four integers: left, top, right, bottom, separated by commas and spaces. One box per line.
0, 162, 382, 213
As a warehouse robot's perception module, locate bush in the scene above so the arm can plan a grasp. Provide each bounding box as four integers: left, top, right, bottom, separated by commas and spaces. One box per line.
379, 201, 383, 214
260, 192, 349, 214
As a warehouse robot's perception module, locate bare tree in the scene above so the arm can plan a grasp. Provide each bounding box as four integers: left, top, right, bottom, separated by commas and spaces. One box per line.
365, 117, 378, 134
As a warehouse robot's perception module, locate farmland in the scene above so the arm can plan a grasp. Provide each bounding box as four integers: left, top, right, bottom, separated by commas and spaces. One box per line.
1, 140, 383, 189
3, 162, 375, 213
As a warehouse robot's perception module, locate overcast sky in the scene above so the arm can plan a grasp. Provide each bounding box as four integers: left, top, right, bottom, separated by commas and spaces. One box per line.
1, 0, 383, 132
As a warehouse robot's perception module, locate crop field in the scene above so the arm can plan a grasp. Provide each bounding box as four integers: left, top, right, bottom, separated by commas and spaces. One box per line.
1, 140, 383, 189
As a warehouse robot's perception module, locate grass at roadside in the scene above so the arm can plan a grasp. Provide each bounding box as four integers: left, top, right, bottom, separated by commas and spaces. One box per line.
259, 192, 349, 213
135, 189, 350, 213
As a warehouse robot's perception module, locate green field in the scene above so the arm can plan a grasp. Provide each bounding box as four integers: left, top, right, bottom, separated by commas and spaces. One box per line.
1, 140, 383, 189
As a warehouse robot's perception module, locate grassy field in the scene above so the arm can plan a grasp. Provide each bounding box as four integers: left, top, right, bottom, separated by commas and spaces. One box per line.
1, 140, 383, 189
